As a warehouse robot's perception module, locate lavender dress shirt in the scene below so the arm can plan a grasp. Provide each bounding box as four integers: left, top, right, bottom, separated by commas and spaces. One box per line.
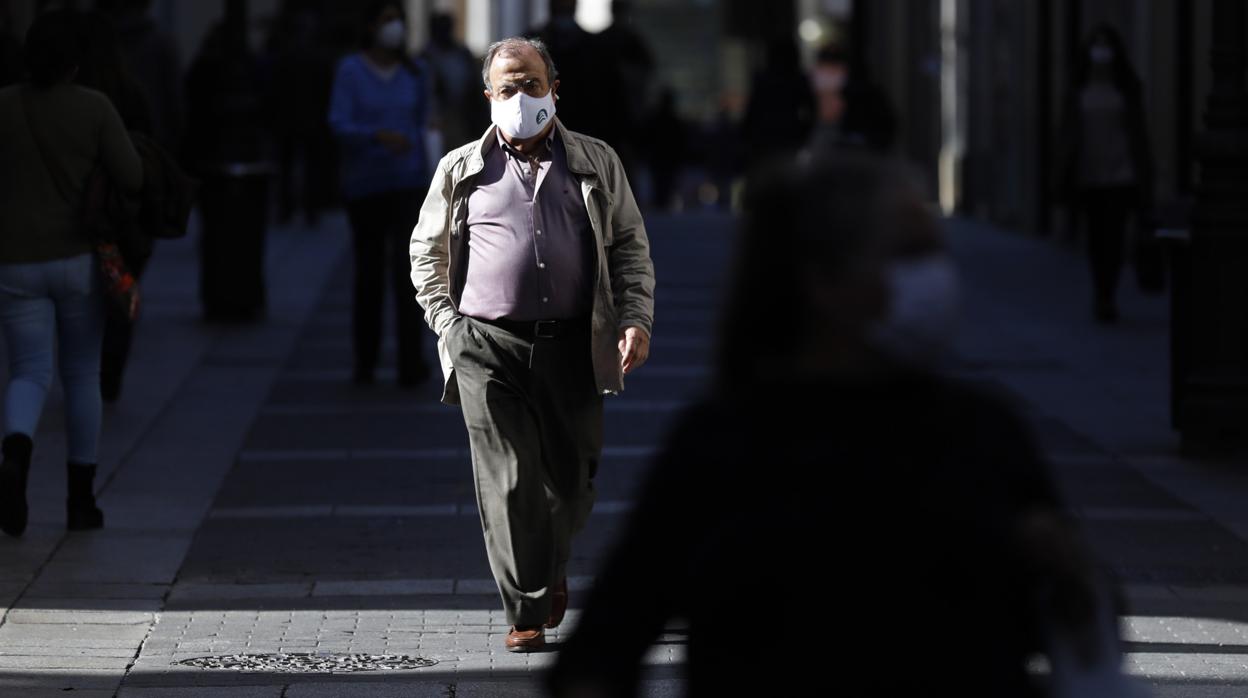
457, 130, 593, 321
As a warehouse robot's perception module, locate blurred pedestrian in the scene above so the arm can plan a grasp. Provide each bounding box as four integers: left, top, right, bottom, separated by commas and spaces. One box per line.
410, 37, 655, 653
528, 0, 614, 144
94, 0, 182, 150
807, 44, 898, 154
1058, 24, 1153, 325
742, 36, 815, 168
548, 153, 1131, 697
643, 86, 685, 211
266, 0, 338, 227
328, 0, 432, 387
0, 0, 21, 88
808, 45, 850, 151
0, 10, 143, 536
77, 9, 155, 403
596, 0, 655, 182
421, 11, 488, 159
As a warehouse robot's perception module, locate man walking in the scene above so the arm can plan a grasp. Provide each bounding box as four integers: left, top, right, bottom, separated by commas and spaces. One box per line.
409, 37, 655, 653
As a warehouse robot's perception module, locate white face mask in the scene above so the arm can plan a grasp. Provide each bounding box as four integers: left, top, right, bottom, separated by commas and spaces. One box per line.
377, 19, 406, 50
869, 255, 961, 367
490, 90, 556, 140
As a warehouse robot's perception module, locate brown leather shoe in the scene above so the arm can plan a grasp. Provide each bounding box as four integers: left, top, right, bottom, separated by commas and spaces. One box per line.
505, 625, 545, 652
545, 577, 569, 628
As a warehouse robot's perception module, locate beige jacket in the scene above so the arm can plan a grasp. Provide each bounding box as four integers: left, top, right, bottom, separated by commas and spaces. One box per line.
410, 121, 656, 405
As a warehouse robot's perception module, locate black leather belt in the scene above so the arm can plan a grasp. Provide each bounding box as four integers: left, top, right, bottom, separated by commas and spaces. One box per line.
474, 316, 590, 340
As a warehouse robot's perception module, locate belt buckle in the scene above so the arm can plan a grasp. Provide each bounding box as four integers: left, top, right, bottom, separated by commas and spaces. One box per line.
534, 320, 558, 339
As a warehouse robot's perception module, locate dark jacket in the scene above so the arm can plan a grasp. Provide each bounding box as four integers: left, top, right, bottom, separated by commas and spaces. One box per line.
1056, 78, 1153, 210
550, 373, 1071, 698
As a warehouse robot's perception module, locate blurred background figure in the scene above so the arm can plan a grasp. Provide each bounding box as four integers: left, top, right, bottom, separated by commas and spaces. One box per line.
183, 5, 270, 323
642, 86, 685, 211
1058, 24, 1154, 325
76, 8, 154, 403
0, 9, 143, 536
421, 10, 487, 156
595, 0, 653, 183
528, 0, 612, 144
548, 153, 1131, 697
741, 36, 814, 169
0, 0, 20, 88
807, 45, 849, 151
94, 0, 182, 151
265, 0, 337, 227
328, 0, 431, 387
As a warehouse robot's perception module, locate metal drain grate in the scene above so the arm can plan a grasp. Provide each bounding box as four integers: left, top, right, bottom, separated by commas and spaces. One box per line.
175, 653, 438, 673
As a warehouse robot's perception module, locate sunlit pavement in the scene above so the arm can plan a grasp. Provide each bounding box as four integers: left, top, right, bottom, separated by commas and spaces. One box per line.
0, 209, 1246, 695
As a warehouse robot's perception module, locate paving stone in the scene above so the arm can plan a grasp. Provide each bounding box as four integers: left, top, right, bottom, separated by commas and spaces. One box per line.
0, 622, 151, 648
4, 609, 155, 625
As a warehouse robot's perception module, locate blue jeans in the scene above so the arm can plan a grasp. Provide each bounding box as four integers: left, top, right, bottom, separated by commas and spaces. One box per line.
0, 254, 104, 464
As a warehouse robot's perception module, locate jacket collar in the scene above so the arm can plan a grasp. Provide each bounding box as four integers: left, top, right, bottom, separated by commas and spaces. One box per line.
465, 119, 597, 180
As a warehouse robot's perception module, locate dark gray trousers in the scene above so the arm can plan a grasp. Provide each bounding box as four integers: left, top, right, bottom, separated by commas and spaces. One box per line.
446, 317, 603, 626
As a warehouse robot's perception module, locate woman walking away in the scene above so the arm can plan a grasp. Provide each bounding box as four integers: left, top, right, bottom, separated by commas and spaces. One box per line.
0, 10, 143, 536
328, 0, 432, 387
1059, 24, 1153, 325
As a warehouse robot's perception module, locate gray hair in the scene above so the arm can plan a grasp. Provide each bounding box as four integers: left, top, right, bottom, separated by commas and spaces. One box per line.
481, 37, 559, 91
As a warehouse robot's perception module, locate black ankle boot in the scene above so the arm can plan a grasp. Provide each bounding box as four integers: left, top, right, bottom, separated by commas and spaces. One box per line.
0, 434, 33, 537
66, 463, 104, 531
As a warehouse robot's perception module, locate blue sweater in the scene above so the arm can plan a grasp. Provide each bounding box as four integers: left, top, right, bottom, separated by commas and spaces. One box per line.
328, 53, 430, 201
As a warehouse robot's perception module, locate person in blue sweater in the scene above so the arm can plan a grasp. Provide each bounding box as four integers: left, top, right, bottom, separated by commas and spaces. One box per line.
328, 0, 431, 386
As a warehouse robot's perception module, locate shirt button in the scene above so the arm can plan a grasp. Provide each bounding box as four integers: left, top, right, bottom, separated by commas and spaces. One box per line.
538, 262, 546, 269
536, 230, 542, 236
542, 297, 549, 303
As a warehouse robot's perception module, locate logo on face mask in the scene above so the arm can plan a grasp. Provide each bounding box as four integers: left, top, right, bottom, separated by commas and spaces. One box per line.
536, 109, 549, 125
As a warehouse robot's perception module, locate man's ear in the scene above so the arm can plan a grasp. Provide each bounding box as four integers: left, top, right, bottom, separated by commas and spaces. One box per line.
482, 89, 492, 103
551, 79, 560, 100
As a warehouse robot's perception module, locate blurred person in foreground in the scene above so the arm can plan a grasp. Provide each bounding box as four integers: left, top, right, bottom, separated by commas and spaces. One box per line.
0, 10, 142, 536
329, 0, 432, 386
548, 153, 1136, 697
410, 36, 654, 653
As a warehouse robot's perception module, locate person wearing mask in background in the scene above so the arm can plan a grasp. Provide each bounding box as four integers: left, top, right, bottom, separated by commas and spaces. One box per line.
410, 37, 655, 653
329, 0, 432, 387
0, 10, 143, 536
1058, 24, 1153, 325
549, 153, 1134, 697
77, 9, 155, 403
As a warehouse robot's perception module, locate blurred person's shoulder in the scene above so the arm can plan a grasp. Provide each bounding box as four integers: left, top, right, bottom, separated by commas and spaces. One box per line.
333, 52, 367, 77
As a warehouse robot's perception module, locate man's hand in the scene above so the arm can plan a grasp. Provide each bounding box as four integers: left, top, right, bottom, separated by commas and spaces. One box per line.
375, 129, 413, 155
618, 326, 650, 375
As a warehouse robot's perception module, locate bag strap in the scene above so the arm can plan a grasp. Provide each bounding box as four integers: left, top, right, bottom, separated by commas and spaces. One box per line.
18, 87, 81, 208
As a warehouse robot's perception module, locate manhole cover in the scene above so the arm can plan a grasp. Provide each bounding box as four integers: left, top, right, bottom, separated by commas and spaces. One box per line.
175, 653, 438, 673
